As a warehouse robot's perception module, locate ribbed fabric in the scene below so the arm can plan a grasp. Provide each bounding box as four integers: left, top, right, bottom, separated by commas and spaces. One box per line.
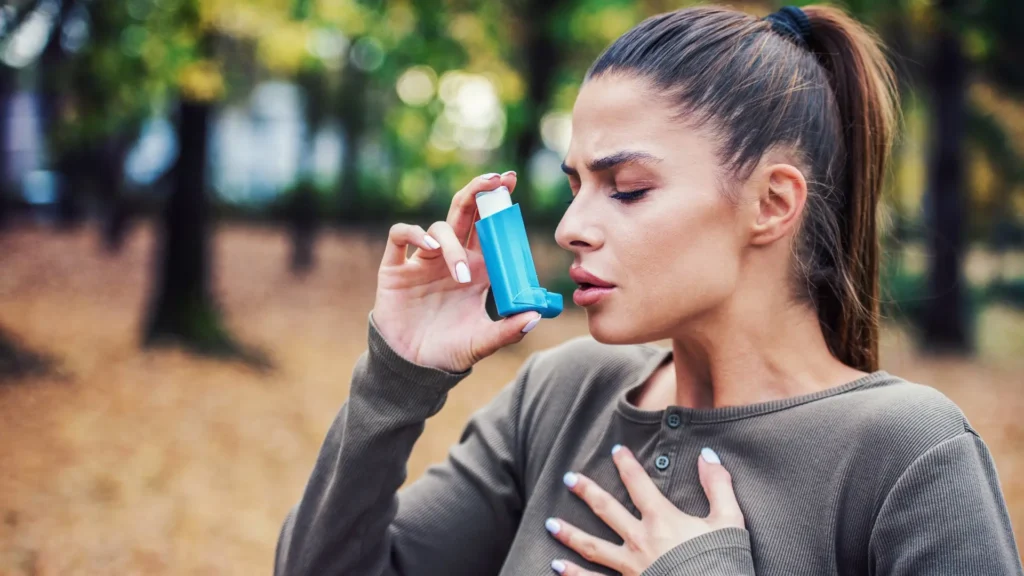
274, 311, 1023, 576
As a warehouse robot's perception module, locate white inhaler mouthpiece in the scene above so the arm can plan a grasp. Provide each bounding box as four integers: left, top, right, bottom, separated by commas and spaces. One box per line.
475, 186, 512, 219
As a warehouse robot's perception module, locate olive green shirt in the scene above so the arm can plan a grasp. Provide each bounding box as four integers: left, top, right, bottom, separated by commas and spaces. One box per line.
274, 312, 1022, 575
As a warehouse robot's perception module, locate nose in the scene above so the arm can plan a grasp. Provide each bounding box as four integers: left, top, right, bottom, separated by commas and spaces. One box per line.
554, 195, 603, 253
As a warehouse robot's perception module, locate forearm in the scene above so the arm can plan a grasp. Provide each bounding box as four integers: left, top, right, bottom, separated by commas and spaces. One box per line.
274, 313, 470, 576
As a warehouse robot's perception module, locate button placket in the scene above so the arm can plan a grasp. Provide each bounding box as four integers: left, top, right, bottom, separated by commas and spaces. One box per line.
649, 410, 684, 481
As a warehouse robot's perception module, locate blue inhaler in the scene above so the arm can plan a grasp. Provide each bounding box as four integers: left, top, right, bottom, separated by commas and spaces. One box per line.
474, 186, 563, 319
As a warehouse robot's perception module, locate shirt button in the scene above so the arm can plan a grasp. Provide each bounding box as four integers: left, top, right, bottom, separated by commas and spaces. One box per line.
655, 454, 671, 470
666, 413, 681, 428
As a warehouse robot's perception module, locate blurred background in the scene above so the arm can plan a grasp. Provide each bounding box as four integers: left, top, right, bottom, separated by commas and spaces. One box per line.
0, 0, 1021, 573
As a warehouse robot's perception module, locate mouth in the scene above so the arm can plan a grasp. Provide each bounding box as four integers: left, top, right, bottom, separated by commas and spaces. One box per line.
569, 266, 616, 307
571, 278, 616, 307
568, 267, 615, 289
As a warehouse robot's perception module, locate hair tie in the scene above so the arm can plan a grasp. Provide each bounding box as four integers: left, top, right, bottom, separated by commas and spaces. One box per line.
764, 6, 811, 48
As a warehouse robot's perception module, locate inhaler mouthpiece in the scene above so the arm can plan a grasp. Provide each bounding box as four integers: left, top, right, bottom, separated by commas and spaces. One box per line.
475, 186, 512, 219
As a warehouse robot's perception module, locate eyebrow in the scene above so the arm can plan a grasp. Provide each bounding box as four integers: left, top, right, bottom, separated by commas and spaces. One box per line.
560, 150, 663, 177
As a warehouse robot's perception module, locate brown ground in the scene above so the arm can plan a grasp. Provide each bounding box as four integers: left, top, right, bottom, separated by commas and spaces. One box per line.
0, 224, 1021, 575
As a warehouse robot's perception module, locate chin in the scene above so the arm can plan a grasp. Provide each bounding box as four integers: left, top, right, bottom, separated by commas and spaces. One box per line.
585, 308, 649, 345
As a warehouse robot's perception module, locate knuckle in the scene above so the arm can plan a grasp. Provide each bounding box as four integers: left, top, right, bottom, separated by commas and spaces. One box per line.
589, 493, 609, 516
717, 467, 733, 482
578, 539, 599, 562
389, 223, 406, 236
621, 459, 639, 476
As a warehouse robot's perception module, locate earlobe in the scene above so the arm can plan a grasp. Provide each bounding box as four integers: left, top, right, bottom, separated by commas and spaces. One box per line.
749, 164, 807, 246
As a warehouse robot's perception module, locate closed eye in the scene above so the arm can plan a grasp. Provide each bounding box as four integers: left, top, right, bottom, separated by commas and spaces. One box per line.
565, 189, 650, 205
610, 189, 649, 203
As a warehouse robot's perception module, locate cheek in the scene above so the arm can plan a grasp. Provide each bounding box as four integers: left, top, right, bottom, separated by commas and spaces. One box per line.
626, 196, 740, 310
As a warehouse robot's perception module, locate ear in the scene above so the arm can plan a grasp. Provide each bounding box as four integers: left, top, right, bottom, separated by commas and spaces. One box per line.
748, 163, 807, 246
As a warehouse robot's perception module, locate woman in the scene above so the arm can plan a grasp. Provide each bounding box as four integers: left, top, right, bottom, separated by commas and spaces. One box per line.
274, 5, 1022, 575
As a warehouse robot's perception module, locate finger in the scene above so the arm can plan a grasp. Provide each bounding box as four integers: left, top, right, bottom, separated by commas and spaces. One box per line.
611, 445, 672, 517
447, 172, 503, 246
469, 312, 541, 361
466, 170, 518, 252
550, 559, 602, 575
424, 221, 472, 284
381, 223, 439, 267
697, 447, 745, 528
544, 517, 624, 573
500, 170, 518, 194
561, 471, 640, 542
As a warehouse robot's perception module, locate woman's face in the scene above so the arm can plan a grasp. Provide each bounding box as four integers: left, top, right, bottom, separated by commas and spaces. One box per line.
555, 73, 751, 344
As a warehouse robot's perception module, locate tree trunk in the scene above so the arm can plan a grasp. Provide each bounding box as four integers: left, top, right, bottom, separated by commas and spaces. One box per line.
144, 99, 226, 351
289, 70, 325, 274
288, 184, 317, 274
40, 0, 84, 230
336, 58, 369, 222
922, 0, 971, 352
99, 132, 137, 252
514, 0, 564, 224
0, 67, 13, 230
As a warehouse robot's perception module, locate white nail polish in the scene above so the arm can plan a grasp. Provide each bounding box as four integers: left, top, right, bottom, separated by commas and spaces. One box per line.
455, 261, 471, 283
611, 444, 622, 455
521, 318, 540, 333
480, 172, 500, 180
423, 235, 441, 249
545, 518, 561, 535
562, 471, 578, 488
551, 559, 566, 573
701, 447, 721, 465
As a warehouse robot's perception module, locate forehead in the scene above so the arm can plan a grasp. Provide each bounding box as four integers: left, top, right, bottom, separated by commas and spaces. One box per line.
568, 73, 688, 163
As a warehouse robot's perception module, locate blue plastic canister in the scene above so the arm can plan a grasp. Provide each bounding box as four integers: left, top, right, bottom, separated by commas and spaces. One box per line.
474, 186, 563, 319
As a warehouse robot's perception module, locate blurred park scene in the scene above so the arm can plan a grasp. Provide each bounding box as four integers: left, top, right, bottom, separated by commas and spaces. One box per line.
0, 0, 1022, 573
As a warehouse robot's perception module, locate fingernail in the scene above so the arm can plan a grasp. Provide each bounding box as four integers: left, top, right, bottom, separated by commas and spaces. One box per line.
701, 447, 721, 465
545, 518, 561, 535
551, 559, 566, 573
562, 471, 578, 488
502, 170, 517, 177
611, 444, 622, 455
521, 317, 540, 334
455, 261, 471, 283
423, 235, 440, 249
480, 172, 500, 180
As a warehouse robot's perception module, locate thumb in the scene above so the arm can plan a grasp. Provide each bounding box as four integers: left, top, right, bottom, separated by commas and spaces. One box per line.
697, 447, 745, 528
471, 312, 542, 359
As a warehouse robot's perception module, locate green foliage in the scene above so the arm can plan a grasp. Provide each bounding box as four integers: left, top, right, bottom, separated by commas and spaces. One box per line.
1, 0, 1020, 239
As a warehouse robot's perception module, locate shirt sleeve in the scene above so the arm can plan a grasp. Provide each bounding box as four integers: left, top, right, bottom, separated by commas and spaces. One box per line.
273, 311, 530, 576
641, 528, 756, 576
869, 430, 1024, 575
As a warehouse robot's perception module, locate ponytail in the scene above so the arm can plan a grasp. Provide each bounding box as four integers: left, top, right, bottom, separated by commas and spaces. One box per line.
803, 6, 898, 371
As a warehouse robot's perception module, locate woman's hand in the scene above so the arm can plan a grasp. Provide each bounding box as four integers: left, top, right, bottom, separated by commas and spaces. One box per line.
545, 446, 745, 575
371, 171, 542, 374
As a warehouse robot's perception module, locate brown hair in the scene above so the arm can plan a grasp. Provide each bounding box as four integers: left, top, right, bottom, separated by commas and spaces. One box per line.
587, 5, 897, 371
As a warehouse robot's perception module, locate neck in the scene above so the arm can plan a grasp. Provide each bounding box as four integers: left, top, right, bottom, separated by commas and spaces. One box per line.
660, 295, 868, 411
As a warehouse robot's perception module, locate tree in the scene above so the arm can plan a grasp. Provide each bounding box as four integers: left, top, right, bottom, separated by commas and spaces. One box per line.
0, 66, 13, 229
921, 0, 970, 352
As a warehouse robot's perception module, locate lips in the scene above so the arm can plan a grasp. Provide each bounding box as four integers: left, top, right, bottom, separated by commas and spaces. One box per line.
569, 267, 614, 289
569, 267, 616, 307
